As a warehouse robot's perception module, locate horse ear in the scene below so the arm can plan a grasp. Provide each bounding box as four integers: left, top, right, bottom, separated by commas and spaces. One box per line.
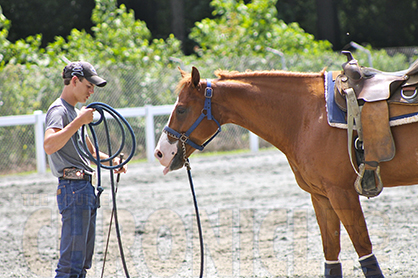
179, 66, 187, 78
191, 66, 200, 88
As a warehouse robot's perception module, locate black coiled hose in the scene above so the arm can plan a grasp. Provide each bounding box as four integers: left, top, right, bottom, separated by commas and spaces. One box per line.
75, 102, 136, 278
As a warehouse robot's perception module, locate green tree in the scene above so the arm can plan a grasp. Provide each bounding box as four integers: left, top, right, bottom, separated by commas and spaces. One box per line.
0, 0, 95, 47
339, 0, 418, 48
189, 0, 333, 59
1, 0, 185, 115
0, 5, 9, 65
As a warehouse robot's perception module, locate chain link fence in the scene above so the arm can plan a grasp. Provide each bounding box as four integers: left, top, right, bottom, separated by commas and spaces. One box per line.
1, 49, 416, 175
0, 57, 274, 175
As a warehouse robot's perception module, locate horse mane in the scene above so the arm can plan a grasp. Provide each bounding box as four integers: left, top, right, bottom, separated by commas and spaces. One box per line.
175, 68, 326, 95
214, 68, 326, 80
175, 73, 192, 95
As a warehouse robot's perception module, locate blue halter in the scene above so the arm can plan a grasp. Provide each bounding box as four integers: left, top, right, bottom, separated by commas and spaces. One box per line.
163, 80, 222, 151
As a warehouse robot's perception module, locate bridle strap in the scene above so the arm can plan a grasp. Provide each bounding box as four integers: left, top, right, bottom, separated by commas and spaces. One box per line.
163, 79, 222, 151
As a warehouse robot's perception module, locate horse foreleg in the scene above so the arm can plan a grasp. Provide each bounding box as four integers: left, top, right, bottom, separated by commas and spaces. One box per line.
311, 193, 343, 278
327, 189, 384, 278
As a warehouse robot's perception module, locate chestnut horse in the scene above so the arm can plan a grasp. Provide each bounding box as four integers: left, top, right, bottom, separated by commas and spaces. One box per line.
154, 66, 418, 278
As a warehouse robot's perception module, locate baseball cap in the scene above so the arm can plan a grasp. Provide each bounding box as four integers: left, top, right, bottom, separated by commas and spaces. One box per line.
62, 61, 107, 87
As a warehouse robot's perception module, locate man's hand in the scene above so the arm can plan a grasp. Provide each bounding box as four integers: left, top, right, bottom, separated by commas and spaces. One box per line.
78, 106, 95, 125
44, 107, 95, 155
113, 155, 128, 174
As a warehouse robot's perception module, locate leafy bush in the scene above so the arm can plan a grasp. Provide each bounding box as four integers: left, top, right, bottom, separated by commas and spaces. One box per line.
189, 0, 333, 58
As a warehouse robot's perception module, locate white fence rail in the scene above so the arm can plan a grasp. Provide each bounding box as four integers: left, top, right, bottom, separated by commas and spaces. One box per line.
0, 105, 259, 174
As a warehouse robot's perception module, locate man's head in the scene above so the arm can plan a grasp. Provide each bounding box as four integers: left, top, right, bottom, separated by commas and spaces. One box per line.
62, 61, 107, 87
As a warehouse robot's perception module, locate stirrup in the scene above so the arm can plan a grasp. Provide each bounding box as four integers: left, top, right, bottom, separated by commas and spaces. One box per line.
354, 163, 383, 198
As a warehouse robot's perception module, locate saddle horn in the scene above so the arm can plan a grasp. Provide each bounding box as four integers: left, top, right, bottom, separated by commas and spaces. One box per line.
341, 51, 363, 81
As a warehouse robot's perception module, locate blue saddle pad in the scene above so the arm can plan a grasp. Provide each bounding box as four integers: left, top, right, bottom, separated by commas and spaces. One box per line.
325, 71, 349, 129
324, 71, 418, 129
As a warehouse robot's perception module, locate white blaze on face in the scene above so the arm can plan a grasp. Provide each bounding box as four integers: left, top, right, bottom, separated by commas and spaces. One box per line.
154, 132, 178, 175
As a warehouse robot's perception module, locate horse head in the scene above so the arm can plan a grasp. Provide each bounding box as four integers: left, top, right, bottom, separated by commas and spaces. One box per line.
154, 66, 222, 174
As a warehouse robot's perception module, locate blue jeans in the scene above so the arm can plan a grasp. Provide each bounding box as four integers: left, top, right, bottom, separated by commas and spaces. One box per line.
55, 179, 98, 278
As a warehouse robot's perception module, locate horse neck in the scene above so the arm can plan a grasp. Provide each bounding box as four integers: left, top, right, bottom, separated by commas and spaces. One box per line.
213, 74, 325, 153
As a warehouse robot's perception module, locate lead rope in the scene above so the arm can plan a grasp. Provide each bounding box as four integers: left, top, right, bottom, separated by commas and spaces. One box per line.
182, 142, 205, 278
186, 161, 205, 278
162, 80, 219, 278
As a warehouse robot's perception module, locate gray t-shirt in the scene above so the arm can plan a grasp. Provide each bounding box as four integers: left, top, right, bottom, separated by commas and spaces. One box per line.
45, 98, 93, 177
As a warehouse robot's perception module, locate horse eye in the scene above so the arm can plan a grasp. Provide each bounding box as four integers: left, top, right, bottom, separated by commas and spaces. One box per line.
177, 107, 186, 114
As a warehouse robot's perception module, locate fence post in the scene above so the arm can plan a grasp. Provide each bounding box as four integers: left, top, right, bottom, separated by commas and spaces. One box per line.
34, 110, 46, 174
249, 131, 259, 152
145, 105, 156, 162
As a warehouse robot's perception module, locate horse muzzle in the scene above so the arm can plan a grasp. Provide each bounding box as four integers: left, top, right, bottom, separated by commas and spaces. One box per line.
154, 132, 185, 174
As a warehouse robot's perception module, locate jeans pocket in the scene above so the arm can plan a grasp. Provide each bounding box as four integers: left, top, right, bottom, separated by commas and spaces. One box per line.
57, 181, 72, 213
57, 180, 96, 213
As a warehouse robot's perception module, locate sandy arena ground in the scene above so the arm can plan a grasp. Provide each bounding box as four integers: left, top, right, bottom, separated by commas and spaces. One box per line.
0, 149, 417, 278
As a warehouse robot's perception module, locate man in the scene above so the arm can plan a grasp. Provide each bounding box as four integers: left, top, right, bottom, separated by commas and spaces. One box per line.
44, 61, 127, 278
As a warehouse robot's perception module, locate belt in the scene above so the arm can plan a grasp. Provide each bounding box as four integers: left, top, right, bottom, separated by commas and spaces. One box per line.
59, 174, 92, 182
60, 168, 93, 182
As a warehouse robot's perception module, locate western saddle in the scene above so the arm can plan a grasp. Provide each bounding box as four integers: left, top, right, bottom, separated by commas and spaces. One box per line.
334, 51, 418, 197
